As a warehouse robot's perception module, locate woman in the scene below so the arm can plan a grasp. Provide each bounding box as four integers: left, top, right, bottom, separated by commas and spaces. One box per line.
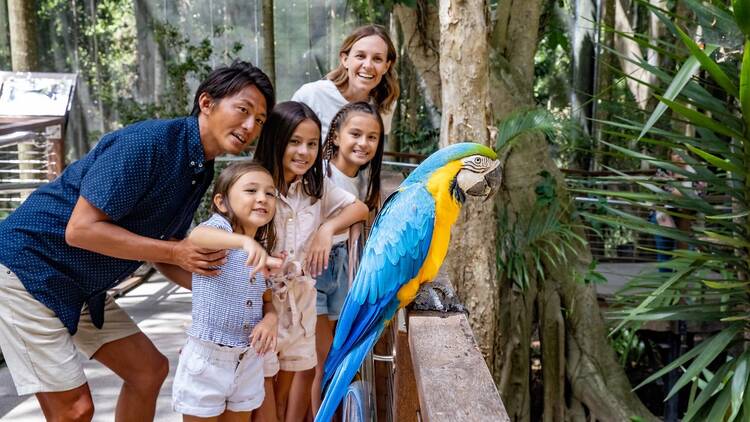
292, 24, 399, 143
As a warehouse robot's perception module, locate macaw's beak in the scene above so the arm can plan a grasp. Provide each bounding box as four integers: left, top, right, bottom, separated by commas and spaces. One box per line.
466, 160, 502, 200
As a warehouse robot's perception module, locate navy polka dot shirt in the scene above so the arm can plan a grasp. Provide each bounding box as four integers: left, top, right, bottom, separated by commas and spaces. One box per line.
0, 116, 214, 334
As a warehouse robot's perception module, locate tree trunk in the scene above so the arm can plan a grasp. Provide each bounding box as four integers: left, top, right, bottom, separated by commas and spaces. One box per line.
7, 0, 36, 71
438, 0, 497, 364
571, 0, 597, 138
613, 0, 658, 110
590, 0, 615, 171
134, 0, 156, 104
393, 1, 441, 129
0, 0, 11, 68
261, 0, 275, 87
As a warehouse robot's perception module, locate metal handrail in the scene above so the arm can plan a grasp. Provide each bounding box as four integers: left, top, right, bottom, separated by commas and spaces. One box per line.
0, 131, 42, 147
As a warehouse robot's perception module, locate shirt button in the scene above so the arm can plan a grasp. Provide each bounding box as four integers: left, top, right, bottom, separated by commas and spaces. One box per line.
192, 180, 196, 185
198, 163, 203, 168
190, 161, 195, 166
289, 249, 294, 255
243, 323, 250, 331
246, 299, 253, 308
288, 217, 293, 222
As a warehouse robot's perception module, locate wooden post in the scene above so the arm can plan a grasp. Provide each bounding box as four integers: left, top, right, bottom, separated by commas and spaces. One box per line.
373, 322, 395, 421
394, 310, 419, 422
47, 134, 64, 179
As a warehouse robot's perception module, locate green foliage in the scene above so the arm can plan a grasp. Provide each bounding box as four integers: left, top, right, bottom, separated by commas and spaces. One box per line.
733, 0, 750, 37
609, 327, 649, 367
584, 1, 750, 418
497, 170, 588, 290
495, 108, 564, 150
533, 6, 571, 110
116, 22, 238, 125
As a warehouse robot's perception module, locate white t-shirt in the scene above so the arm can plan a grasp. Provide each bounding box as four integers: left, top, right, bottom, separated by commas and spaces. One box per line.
291, 79, 393, 143
325, 160, 369, 245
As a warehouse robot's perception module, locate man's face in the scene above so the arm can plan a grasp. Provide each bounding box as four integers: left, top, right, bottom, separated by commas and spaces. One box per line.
200, 85, 268, 159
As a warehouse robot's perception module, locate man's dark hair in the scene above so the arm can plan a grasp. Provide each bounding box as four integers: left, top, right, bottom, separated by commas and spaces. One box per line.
190, 60, 275, 116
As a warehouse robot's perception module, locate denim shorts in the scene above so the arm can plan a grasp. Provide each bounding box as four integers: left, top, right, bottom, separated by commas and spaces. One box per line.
315, 242, 349, 319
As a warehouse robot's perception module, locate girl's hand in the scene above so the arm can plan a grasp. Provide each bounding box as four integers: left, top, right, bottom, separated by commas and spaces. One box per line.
306, 223, 334, 277
250, 313, 278, 355
243, 237, 268, 279
267, 251, 288, 277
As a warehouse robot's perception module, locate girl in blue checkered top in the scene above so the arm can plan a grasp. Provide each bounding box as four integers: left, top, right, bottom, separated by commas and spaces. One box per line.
172, 161, 283, 421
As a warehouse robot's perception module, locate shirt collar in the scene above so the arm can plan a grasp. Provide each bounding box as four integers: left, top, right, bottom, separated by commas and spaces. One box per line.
186, 116, 208, 174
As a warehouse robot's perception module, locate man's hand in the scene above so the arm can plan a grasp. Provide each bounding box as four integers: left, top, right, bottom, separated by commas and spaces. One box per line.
169, 238, 227, 276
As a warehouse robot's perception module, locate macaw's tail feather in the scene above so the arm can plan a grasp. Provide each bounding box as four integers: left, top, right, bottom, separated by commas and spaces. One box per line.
315, 327, 383, 422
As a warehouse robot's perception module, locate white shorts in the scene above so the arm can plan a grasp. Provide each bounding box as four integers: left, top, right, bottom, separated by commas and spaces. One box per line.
0, 264, 141, 395
172, 336, 265, 417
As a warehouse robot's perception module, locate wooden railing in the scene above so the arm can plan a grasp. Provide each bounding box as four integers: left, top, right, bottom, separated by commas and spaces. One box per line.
364, 271, 509, 422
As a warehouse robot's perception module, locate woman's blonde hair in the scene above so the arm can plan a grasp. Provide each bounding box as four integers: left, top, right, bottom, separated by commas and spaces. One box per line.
326, 24, 399, 114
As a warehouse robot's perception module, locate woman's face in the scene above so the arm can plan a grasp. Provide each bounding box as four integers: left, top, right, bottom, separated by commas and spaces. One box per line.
340, 35, 391, 100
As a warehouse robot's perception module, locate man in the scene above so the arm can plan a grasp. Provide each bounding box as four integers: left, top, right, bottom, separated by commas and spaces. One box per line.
0, 60, 274, 421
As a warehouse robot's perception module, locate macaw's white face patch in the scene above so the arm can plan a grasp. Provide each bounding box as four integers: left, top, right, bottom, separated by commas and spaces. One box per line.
456, 155, 502, 198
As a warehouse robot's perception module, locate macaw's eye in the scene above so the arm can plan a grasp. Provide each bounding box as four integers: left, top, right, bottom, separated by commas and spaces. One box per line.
474, 157, 482, 164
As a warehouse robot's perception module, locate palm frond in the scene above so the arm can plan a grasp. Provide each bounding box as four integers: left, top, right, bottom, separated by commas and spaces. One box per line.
495, 108, 561, 150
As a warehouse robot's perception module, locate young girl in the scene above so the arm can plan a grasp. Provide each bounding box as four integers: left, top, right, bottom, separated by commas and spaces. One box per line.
172, 161, 281, 422
253, 101, 369, 422
311, 101, 385, 416
292, 24, 399, 143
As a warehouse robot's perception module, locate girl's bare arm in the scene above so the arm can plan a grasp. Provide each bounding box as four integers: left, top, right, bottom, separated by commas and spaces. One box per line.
307, 199, 368, 276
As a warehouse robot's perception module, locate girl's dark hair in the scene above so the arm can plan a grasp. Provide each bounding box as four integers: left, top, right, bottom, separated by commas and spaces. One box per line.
210, 161, 276, 252
254, 101, 323, 200
191, 60, 275, 117
326, 25, 399, 114
323, 101, 384, 210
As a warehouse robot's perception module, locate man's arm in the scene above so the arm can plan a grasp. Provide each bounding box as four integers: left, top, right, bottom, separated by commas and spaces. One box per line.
153, 263, 192, 290
65, 196, 226, 276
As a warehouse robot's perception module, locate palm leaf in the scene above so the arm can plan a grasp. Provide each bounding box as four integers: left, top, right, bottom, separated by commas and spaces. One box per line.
495, 108, 560, 150
682, 361, 732, 422
728, 352, 750, 421
636, 46, 716, 142
656, 96, 747, 140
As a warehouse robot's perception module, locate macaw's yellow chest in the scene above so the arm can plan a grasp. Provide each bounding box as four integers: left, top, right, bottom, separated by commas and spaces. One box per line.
396, 161, 463, 307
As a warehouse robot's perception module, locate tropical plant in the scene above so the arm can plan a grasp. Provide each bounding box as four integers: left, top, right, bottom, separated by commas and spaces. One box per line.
576, 0, 750, 419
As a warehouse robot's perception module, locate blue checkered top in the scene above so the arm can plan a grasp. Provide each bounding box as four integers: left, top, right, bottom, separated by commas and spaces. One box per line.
187, 214, 267, 347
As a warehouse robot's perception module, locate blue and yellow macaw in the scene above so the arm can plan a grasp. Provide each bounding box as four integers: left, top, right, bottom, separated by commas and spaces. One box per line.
316, 142, 501, 422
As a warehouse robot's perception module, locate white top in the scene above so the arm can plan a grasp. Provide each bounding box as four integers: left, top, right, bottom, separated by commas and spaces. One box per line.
325, 160, 369, 244
273, 177, 356, 263
291, 79, 393, 143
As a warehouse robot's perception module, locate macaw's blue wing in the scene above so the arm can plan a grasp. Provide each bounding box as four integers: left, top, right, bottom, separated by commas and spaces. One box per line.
315, 184, 435, 422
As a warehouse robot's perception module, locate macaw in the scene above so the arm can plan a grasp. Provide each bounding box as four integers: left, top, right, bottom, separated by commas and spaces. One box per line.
316, 142, 502, 422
